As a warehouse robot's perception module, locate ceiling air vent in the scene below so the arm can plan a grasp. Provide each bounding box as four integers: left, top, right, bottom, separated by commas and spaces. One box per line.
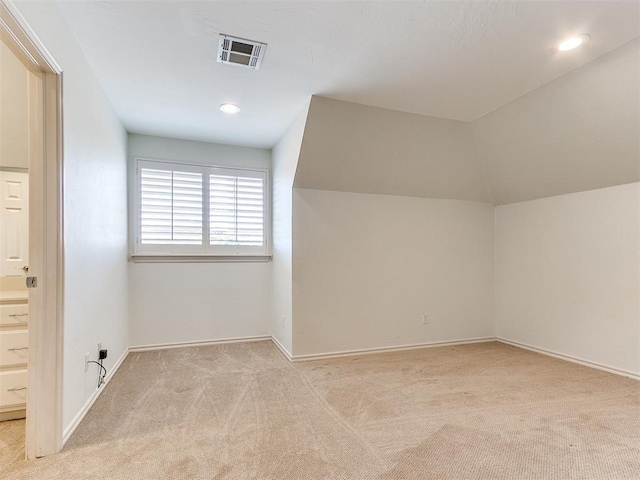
217, 34, 267, 70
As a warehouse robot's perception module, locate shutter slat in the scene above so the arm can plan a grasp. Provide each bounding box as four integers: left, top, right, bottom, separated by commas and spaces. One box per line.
140, 167, 203, 245
209, 173, 265, 247
139, 166, 266, 249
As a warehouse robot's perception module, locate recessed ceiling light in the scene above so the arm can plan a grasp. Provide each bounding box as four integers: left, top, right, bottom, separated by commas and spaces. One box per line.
220, 103, 240, 114
557, 34, 590, 52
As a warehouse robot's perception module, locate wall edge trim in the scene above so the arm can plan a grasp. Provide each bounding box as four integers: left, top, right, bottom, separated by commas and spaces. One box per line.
128, 335, 272, 352
290, 336, 497, 362
498, 338, 640, 381
270, 335, 293, 360
62, 347, 129, 444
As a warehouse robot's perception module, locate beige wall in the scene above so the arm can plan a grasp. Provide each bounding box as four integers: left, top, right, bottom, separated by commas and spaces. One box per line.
0, 40, 29, 170
496, 183, 640, 375
295, 96, 491, 202
292, 188, 495, 357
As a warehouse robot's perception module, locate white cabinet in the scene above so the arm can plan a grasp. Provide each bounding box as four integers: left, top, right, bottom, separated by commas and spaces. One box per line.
0, 369, 27, 408
0, 291, 27, 420
0, 303, 28, 326
0, 330, 28, 366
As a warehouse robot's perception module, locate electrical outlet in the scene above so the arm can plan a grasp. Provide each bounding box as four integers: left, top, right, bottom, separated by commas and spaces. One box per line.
422, 313, 428, 325
97, 341, 102, 354
85, 352, 90, 372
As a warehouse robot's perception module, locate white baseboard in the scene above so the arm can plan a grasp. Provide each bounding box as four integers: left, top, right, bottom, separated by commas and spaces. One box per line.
128, 335, 271, 352
270, 335, 293, 360
0, 409, 25, 422
63, 347, 130, 444
498, 338, 640, 381
289, 336, 497, 362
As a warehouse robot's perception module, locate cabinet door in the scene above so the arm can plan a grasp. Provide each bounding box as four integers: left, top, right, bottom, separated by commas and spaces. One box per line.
0, 303, 28, 326
0, 330, 28, 367
0, 369, 28, 408
0, 172, 29, 277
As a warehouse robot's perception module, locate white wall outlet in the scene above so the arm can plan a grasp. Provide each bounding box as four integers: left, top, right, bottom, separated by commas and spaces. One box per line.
85, 352, 90, 372
422, 313, 428, 325
97, 341, 102, 353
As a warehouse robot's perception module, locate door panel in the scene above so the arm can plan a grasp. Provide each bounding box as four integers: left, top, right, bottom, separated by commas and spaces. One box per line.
0, 171, 28, 277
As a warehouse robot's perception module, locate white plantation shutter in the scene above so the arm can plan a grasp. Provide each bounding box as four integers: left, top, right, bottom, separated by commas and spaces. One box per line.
210, 169, 265, 248
139, 166, 203, 246
135, 160, 268, 256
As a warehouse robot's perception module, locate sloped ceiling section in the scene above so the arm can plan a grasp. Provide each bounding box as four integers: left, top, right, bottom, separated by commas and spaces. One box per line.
293, 97, 492, 203
294, 39, 640, 206
473, 38, 640, 205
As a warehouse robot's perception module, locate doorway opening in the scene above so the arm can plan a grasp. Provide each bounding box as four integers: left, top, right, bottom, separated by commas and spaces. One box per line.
0, 1, 63, 459
0, 30, 32, 465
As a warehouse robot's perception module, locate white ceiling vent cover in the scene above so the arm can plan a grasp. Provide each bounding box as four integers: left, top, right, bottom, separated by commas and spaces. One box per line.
217, 35, 267, 70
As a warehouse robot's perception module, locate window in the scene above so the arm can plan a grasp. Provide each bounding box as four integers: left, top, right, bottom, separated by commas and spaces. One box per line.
134, 159, 269, 257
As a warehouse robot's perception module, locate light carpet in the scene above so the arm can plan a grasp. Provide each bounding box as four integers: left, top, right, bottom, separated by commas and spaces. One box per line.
1, 341, 639, 479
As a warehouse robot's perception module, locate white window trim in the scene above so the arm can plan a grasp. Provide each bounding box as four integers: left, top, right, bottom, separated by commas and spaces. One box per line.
130, 254, 272, 263
131, 157, 271, 261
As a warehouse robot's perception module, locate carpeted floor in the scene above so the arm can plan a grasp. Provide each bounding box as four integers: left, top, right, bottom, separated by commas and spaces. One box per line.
1, 341, 639, 479
0, 418, 25, 470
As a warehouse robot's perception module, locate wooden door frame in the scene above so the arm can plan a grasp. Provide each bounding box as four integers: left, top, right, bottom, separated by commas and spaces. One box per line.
0, 0, 64, 458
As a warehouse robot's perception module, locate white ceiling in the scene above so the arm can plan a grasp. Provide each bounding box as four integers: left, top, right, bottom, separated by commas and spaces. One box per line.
57, 1, 640, 149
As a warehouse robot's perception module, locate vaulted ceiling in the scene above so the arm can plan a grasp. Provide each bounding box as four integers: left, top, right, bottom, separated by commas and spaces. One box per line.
473, 38, 640, 205
294, 38, 640, 205
56, 0, 640, 148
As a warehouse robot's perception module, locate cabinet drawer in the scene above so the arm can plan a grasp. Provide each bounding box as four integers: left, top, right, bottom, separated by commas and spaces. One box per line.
0, 330, 28, 367
0, 370, 27, 407
0, 304, 29, 326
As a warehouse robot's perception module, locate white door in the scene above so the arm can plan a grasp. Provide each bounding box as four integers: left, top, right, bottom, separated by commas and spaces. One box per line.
0, 171, 29, 277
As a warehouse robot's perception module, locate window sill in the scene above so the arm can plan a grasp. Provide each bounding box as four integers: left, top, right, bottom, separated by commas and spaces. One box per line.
130, 254, 272, 263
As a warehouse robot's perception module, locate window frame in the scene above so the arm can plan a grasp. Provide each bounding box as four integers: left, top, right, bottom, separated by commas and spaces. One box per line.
131, 157, 270, 260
